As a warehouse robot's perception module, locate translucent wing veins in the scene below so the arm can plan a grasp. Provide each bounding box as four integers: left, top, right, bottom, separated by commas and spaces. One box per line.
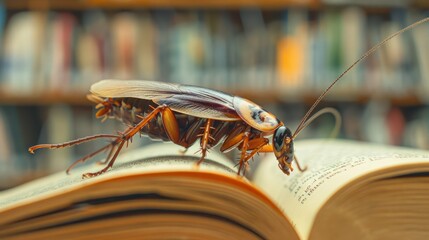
90, 79, 182, 100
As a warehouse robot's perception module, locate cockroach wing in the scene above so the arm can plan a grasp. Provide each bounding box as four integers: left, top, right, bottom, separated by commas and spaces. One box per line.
90, 80, 182, 100
154, 85, 241, 121
90, 80, 241, 121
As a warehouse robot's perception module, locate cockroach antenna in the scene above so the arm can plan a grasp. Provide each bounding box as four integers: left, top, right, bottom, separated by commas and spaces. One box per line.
292, 17, 429, 139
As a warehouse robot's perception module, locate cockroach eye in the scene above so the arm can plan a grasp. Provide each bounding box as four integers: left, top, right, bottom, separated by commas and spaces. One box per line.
273, 126, 285, 152
273, 125, 294, 160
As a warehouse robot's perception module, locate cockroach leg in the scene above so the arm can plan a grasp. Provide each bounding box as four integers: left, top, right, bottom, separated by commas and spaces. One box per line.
81, 105, 171, 178
219, 124, 249, 153
96, 142, 117, 165
237, 132, 250, 176
257, 144, 274, 153
294, 155, 307, 172
242, 138, 270, 162
28, 134, 120, 154
246, 137, 270, 152
234, 136, 269, 176
196, 119, 213, 165
66, 142, 116, 174
32, 104, 174, 178
82, 140, 126, 179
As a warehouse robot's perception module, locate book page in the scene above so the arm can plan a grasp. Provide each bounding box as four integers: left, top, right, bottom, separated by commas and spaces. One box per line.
253, 139, 429, 239
0, 143, 236, 210
0, 142, 299, 240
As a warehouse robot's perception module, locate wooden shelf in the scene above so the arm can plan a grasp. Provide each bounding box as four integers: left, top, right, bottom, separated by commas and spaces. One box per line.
5, 0, 320, 10
297, 91, 424, 106
0, 92, 92, 106
5, 0, 426, 10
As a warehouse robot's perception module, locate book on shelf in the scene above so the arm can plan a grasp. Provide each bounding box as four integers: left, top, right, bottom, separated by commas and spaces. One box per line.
1, 139, 429, 239
1, 11, 46, 94
111, 12, 138, 80
276, 10, 308, 88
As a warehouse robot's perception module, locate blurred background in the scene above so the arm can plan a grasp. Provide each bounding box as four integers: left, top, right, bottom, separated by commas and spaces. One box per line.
0, 0, 428, 189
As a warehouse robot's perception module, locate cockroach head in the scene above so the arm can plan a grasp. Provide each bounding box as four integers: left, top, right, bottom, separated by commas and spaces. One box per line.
273, 126, 294, 175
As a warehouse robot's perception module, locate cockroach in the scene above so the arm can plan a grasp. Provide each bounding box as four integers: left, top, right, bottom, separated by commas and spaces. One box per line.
29, 17, 428, 179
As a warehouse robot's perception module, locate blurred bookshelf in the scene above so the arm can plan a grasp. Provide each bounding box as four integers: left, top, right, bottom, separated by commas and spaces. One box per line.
0, 0, 429, 189
4, 0, 321, 10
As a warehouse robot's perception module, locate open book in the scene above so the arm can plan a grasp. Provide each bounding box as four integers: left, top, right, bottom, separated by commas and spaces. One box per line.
1, 139, 429, 239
